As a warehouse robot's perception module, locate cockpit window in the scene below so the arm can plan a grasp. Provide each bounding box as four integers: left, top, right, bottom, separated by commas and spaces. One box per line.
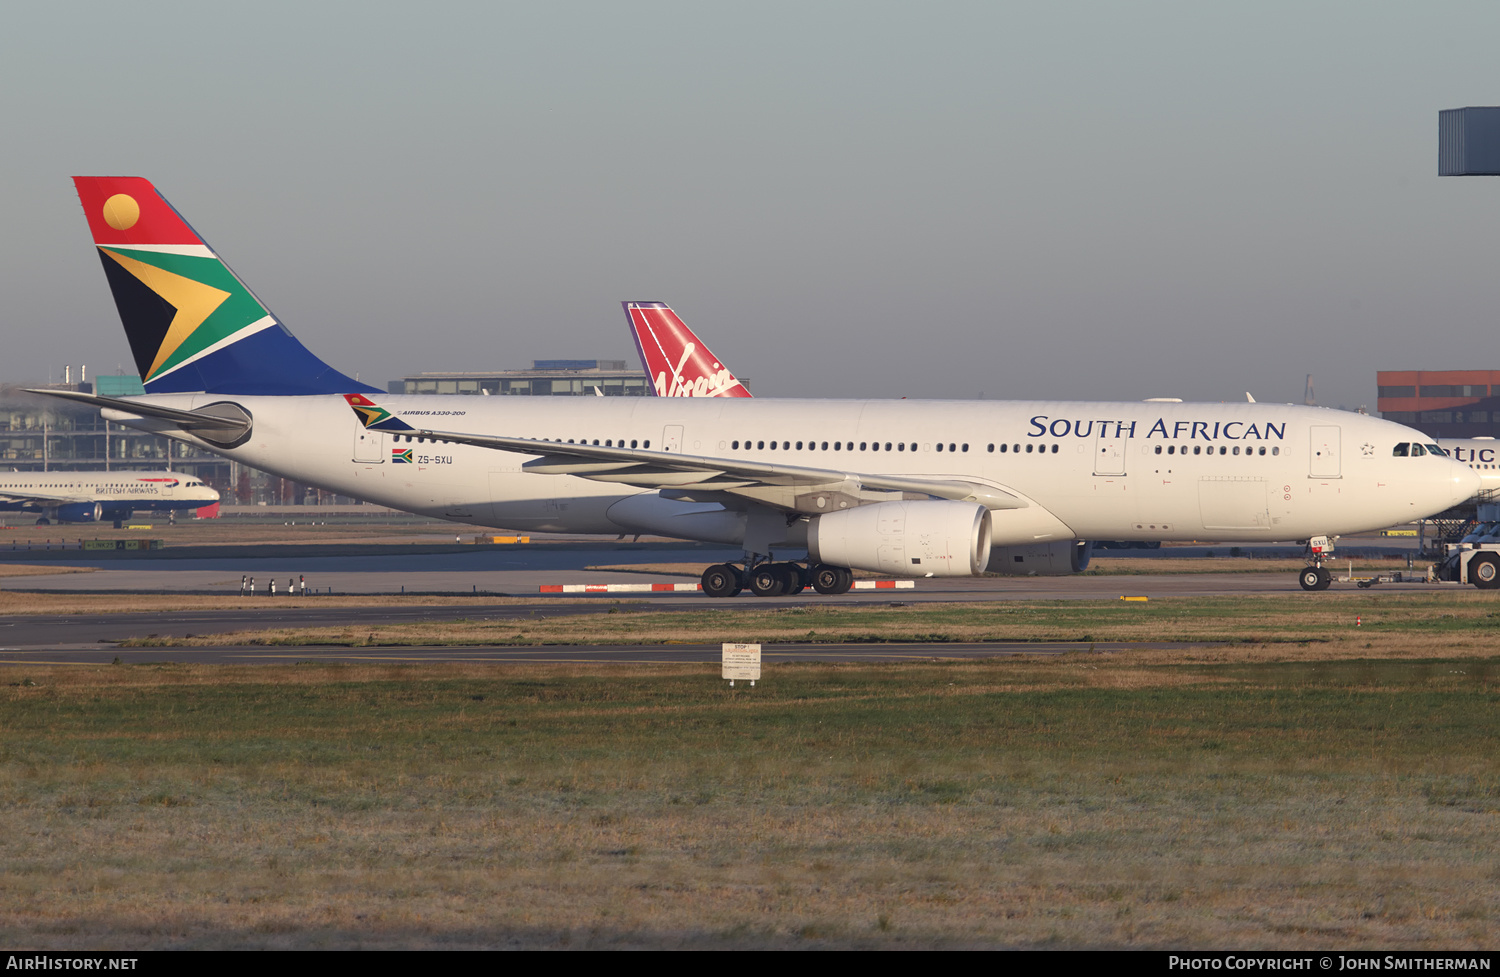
1428, 444, 1446, 458
1392, 443, 1409, 457
1410, 444, 1426, 457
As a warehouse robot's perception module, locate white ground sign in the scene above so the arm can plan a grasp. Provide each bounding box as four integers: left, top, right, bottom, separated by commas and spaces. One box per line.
722, 643, 762, 685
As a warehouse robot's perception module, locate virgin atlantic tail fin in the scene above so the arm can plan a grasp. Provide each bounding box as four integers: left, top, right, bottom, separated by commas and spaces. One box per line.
73, 176, 376, 396
624, 302, 750, 398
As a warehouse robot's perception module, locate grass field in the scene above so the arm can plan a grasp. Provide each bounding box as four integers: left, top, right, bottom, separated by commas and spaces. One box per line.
119, 592, 1500, 660
2, 656, 1496, 948
0, 564, 93, 578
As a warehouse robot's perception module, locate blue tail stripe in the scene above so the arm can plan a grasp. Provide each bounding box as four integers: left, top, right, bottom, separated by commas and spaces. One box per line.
143, 324, 378, 396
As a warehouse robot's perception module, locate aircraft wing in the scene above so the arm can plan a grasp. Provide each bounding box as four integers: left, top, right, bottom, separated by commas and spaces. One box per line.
398, 425, 1027, 514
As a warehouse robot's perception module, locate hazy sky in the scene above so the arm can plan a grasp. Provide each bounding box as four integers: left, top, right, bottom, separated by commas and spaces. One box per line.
3, 1, 1498, 408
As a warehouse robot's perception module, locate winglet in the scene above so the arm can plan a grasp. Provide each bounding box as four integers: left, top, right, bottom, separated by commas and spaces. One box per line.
345, 393, 414, 431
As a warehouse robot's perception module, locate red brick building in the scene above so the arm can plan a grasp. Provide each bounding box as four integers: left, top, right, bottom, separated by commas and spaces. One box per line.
1377, 370, 1500, 437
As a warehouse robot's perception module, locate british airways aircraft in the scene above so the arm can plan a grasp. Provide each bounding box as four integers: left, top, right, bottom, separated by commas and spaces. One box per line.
36, 177, 1482, 596
0, 470, 218, 526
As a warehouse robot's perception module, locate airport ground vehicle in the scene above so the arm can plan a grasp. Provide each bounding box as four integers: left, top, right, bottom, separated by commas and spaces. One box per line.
36, 177, 1482, 596
1435, 544, 1500, 588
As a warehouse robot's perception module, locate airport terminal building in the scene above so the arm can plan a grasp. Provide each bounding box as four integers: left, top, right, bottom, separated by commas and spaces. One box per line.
390, 360, 652, 397
1377, 370, 1500, 439
390, 358, 751, 398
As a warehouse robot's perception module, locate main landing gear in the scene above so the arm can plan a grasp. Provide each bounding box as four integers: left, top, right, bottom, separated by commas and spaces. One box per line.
699, 561, 855, 598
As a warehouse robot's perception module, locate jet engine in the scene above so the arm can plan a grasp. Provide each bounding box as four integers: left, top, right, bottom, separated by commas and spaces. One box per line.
986, 540, 1092, 575
56, 502, 104, 523
807, 500, 991, 577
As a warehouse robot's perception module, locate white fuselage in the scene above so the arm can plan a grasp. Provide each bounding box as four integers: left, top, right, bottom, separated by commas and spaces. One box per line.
0, 470, 219, 515
1437, 438, 1500, 492
111, 396, 1479, 545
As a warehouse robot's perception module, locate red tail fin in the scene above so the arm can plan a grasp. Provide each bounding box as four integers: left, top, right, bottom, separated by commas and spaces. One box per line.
624, 302, 751, 398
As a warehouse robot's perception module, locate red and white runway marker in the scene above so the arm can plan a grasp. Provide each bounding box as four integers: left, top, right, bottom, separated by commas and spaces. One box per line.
538, 580, 917, 594
540, 583, 702, 593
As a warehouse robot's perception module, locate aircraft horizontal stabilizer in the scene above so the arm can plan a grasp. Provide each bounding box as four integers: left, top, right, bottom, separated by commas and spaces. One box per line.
28, 389, 253, 445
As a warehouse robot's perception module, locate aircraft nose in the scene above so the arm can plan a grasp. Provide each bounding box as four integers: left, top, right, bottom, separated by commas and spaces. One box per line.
1451, 462, 1483, 506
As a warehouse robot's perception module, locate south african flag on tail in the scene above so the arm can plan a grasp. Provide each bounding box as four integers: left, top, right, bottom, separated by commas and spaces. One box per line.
73, 176, 378, 396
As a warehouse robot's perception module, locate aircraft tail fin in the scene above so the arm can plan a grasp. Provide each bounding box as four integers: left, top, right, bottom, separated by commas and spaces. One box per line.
72, 177, 376, 396
624, 302, 751, 398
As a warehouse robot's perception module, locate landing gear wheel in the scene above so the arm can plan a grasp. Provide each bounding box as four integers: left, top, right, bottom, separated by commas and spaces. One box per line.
812, 564, 854, 595
34, 517, 51, 526
701, 563, 743, 598
1470, 553, 1500, 590
779, 562, 808, 595
112, 520, 123, 529
1298, 566, 1331, 591
749, 564, 787, 597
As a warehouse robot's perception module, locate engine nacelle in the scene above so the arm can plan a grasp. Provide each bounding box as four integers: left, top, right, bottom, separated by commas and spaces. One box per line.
807, 500, 991, 577
986, 540, 1092, 576
56, 502, 104, 523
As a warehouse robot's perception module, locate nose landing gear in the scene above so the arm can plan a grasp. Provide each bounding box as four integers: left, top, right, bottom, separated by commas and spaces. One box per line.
1298, 565, 1332, 591
1298, 534, 1335, 591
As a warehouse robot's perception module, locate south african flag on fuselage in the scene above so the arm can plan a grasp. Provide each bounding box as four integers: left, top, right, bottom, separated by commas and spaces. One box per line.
393, 448, 413, 464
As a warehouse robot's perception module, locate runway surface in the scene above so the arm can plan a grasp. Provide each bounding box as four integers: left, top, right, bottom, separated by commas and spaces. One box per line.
0, 540, 1444, 662
0, 550, 1414, 600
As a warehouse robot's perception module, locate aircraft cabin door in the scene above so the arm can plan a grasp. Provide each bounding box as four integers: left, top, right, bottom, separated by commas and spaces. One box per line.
662, 424, 684, 453
1094, 431, 1127, 476
1309, 425, 1340, 478
353, 428, 385, 464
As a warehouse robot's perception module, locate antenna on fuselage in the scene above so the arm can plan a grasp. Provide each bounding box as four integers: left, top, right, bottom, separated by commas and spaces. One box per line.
1303, 374, 1317, 406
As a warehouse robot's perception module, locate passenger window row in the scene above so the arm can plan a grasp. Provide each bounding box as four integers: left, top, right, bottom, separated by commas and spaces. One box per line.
392, 434, 459, 445
1153, 444, 1279, 456
986, 443, 1059, 454
394, 433, 654, 449
729, 440, 969, 453
558, 437, 644, 448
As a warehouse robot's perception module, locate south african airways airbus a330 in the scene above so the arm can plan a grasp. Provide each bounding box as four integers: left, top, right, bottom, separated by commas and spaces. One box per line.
36, 177, 1479, 596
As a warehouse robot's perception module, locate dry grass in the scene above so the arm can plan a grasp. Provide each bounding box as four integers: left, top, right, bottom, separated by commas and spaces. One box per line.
1, 658, 1496, 948
120, 591, 1500, 659
0, 564, 94, 578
